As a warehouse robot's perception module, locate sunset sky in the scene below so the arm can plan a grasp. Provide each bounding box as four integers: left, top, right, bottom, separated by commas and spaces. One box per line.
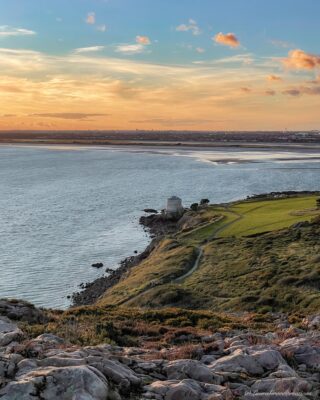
0, 0, 320, 131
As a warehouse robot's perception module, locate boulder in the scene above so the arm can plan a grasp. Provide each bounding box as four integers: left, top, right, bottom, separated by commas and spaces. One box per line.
143, 379, 231, 400
210, 348, 285, 376
0, 299, 46, 323
0, 317, 24, 346
165, 359, 223, 384
244, 394, 308, 400
280, 337, 320, 371
250, 376, 312, 393
0, 365, 108, 400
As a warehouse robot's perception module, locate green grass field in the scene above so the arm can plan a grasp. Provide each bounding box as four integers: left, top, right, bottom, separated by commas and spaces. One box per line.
181, 195, 319, 242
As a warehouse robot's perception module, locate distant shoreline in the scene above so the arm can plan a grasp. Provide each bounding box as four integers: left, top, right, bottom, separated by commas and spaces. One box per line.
2, 141, 320, 166
1, 139, 320, 152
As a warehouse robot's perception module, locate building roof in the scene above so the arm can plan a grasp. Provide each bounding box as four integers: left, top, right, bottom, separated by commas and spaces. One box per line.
168, 196, 181, 200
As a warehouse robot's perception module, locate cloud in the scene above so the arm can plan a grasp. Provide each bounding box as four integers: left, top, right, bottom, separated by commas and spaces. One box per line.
269, 39, 293, 48
176, 19, 201, 36
267, 74, 282, 82
213, 32, 240, 48
73, 46, 105, 54
282, 89, 301, 96
136, 35, 151, 45
265, 89, 276, 96
0, 84, 23, 93
2, 46, 317, 130
86, 12, 96, 25
0, 26, 36, 37
196, 47, 205, 54
282, 85, 320, 97
97, 24, 107, 32
240, 87, 251, 93
308, 75, 320, 84
130, 118, 228, 126
282, 49, 320, 70
31, 113, 108, 120
115, 44, 146, 55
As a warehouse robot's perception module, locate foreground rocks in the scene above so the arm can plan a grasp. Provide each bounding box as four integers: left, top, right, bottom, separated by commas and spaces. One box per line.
0, 309, 319, 399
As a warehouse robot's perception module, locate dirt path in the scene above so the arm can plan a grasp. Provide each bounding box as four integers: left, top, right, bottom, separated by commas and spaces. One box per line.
174, 247, 203, 283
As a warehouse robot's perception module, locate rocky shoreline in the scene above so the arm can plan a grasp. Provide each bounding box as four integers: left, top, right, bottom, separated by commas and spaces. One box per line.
0, 299, 319, 399
72, 208, 186, 307
72, 237, 160, 306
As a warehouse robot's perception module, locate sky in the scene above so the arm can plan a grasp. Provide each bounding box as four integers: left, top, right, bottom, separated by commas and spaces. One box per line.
0, 0, 320, 131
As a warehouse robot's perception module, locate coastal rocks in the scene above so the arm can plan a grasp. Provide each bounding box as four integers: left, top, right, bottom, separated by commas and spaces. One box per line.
243, 394, 308, 400
210, 348, 285, 376
0, 365, 109, 400
0, 317, 23, 347
250, 376, 312, 394
142, 379, 232, 400
0, 306, 320, 400
0, 299, 46, 324
165, 359, 223, 384
72, 237, 160, 306
302, 314, 320, 330
279, 337, 320, 371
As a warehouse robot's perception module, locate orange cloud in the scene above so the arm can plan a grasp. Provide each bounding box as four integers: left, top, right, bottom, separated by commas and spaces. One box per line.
214, 32, 240, 48
86, 12, 95, 25
265, 90, 276, 96
283, 49, 320, 70
267, 75, 282, 82
282, 89, 301, 96
240, 87, 251, 93
136, 35, 151, 45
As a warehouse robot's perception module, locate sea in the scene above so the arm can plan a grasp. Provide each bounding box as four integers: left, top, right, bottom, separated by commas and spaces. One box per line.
0, 144, 319, 309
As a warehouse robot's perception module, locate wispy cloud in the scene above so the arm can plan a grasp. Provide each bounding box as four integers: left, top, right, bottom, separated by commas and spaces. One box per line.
115, 44, 145, 55
282, 85, 320, 96
0, 26, 36, 37
267, 74, 282, 82
283, 49, 320, 70
265, 89, 276, 96
213, 32, 240, 48
73, 46, 105, 54
0, 46, 318, 130
86, 12, 96, 25
269, 39, 293, 48
96, 24, 107, 32
115, 35, 151, 55
31, 113, 108, 120
130, 117, 227, 126
176, 19, 201, 36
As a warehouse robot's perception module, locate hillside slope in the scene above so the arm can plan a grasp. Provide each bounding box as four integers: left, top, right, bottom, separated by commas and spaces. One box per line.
98, 195, 320, 314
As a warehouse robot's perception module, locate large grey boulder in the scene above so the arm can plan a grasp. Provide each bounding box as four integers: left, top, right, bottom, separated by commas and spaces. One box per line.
244, 394, 308, 400
0, 299, 46, 323
250, 376, 312, 394
165, 359, 223, 384
0, 317, 23, 346
210, 348, 285, 376
280, 337, 320, 371
0, 365, 109, 400
143, 379, 232, 400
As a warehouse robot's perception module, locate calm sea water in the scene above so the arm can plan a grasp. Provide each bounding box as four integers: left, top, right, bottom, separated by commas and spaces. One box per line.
0, 144, 319, 309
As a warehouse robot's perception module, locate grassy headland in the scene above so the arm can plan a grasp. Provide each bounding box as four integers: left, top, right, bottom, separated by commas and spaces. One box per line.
97, 193, 320, 315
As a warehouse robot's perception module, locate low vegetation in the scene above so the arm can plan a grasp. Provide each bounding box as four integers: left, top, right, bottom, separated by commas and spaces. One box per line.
21, 305, 282, 347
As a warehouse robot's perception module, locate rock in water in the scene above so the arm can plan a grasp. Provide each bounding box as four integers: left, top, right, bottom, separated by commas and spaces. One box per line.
92, 263, 104, 268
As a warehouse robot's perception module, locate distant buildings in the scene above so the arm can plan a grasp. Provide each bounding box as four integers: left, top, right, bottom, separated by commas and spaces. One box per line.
166, 196, 184, 217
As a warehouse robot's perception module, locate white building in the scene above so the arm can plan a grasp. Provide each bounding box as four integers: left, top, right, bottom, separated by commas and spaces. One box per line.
166, 196, 184, 215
